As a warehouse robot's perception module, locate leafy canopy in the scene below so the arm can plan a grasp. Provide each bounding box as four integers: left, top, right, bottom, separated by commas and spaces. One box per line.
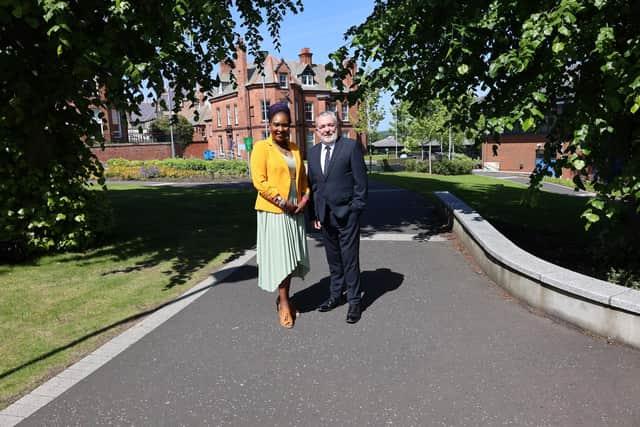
1, 0, 302, 255
330, 0, 640, 228
151, 115, 194, 144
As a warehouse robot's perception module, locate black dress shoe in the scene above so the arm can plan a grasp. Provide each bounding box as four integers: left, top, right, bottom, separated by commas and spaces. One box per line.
346, 304, 361, 324
318, 296, 343, 312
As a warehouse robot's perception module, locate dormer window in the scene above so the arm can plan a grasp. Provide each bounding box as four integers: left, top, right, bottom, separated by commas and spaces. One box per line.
279, 73, 288, 89
301, 70, 313, 86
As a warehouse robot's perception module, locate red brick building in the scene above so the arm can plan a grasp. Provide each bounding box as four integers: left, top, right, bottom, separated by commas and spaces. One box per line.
190, 46, 361, 160
481, 134, 546, 173
481, 133, 578, 179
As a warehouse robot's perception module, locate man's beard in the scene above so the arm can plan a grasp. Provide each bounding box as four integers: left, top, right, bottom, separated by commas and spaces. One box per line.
320, 132, 338, 144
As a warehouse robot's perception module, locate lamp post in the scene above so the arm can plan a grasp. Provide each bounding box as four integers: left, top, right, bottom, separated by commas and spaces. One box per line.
394, 103, 399, 158
167, 85, 175, 158
262, 73, 268, 136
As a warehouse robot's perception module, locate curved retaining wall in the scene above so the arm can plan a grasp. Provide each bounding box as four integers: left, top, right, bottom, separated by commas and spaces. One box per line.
434, 191, 640, 349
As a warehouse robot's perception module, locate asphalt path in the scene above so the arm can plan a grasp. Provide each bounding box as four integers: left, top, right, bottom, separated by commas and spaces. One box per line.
18, 180, 640, 426
472, 171, 595, 197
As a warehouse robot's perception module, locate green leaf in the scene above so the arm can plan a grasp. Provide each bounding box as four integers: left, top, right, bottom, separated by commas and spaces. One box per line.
522, 117, 535, 131
532, 92, 547, 103
573, 159, 585, 170
457, 64, 469, 75
591, 200, 605, 210
56, 213, 67, 221
552, 42, 565, 53
583, 212, 600, 223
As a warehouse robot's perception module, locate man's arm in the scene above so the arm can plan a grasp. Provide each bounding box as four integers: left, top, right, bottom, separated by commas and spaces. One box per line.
350, 141, 368, 212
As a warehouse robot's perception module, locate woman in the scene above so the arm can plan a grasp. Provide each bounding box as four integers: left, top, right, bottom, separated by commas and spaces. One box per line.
250, 102, 310, 328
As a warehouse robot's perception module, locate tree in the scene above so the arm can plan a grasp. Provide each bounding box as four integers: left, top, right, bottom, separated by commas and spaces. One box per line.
352, 85, 385, 153
1, 0, 302, 255
330, 0, 640, 229
391, 99, 464, 172
151, 115, 194, 144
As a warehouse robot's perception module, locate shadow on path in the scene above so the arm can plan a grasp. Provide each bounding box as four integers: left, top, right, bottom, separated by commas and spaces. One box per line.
292, 268, 404, 313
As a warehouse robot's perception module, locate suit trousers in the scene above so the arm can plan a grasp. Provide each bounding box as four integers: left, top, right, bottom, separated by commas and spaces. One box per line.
321, 208, 361, 305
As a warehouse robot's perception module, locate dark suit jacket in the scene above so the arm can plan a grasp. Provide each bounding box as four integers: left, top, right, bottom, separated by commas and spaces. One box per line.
307, 137, 368, 221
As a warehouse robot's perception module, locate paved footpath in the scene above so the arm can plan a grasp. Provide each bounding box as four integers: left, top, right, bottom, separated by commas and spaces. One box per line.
11, 180, 640, 426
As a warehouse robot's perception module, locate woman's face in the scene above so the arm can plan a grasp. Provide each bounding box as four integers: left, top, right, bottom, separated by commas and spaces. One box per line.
269, 112, 290, 144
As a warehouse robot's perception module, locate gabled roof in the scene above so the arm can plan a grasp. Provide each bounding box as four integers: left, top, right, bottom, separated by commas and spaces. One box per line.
127, 102, 157, 124
210, 48, 349, 100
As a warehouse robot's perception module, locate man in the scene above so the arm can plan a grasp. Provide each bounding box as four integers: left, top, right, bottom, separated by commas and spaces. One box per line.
307, 111, 368, 323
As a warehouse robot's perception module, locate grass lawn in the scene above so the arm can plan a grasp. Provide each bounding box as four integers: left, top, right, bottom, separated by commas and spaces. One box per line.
371, 172, 602, 277
543, 176, 596, 192
0, 184, 256, 407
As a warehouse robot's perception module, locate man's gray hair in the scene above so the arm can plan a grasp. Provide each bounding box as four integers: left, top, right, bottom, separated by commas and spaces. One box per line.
315, 111, 339, 126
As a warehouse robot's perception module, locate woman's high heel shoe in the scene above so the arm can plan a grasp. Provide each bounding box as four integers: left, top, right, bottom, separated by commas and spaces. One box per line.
276, 296, 294, 328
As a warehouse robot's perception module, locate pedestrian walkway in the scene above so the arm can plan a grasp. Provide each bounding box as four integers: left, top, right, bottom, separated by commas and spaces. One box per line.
4, 181, 639, 426
472, 170, 595, 197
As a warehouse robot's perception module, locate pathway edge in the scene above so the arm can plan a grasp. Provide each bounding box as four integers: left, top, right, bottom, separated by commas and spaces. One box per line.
434, 191, 640, 350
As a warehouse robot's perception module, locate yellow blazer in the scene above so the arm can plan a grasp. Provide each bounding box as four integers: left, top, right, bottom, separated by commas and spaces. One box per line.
251, 137, 310, 213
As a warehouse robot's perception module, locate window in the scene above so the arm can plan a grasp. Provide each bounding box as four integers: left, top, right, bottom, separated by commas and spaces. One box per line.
111, 109, 121, 137
326, 102, 337, 114
342, 130, 350, 139
200, 126, 205, 137
304, 102, 313, 121
332, 76, 341, 88
216, 108, 221, 127
226, 105, 232, 126
294, 101, 299, 122
209, 125, 213, 137
305, 130, 315, 154
341, 103, 349, 121
91, 109, 104, 136
261, 100, 270, 122
217, 135, 223, 152
301, 70, 313, 86
262, 130, 269, 140
279, 73, 288, 89
234, 104, 238, 125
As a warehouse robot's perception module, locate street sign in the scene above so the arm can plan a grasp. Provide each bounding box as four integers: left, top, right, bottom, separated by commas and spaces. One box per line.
244, 137, 253, 152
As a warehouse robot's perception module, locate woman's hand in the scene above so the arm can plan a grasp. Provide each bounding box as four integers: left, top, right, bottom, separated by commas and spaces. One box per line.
294, 197, 308, 215
282, 200, 297, 214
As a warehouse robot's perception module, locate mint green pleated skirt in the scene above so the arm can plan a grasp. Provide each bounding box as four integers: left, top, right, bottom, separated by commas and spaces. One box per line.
256, 180, 310, 292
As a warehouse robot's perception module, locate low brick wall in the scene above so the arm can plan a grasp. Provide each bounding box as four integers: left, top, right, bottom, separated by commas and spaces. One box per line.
182, 142, 208, 159
91, 142, 208, 163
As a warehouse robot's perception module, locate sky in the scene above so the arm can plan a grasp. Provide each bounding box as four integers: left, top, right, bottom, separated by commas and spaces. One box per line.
238, 0, 392, 130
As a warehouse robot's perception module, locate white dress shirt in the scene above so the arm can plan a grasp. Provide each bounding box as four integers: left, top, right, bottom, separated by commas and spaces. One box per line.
320, 142, 335, 174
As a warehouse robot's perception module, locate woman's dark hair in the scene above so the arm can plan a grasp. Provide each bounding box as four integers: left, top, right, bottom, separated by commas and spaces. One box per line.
267, 102, 291, 121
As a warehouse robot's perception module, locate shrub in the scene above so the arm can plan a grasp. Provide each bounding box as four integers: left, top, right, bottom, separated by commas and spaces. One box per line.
405, 159, 418, 171
431, 155, 475, 175
140, 165, 161, 179
1, 141, 113, 256
103, 158, 249, 178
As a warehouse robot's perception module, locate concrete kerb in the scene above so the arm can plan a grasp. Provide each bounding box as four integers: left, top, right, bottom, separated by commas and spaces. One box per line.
433, 191, 640, 349
0, 250, 257, 427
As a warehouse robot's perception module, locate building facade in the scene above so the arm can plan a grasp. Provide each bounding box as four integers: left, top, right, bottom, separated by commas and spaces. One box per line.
191, 46, 361, 160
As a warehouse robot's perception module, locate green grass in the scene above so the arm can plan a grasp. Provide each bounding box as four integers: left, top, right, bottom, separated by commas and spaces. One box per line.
0, 184, 256, 407
372, 172, 590, 234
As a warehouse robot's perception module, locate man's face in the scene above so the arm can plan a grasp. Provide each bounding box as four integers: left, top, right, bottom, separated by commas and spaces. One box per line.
315, 115, 338, 145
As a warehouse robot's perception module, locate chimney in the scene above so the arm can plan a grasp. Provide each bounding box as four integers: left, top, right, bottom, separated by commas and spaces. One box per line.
218, 59, 233, 77
299, 47, 312, 65
235, 39, 247, 87
197, 89, 206, 107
